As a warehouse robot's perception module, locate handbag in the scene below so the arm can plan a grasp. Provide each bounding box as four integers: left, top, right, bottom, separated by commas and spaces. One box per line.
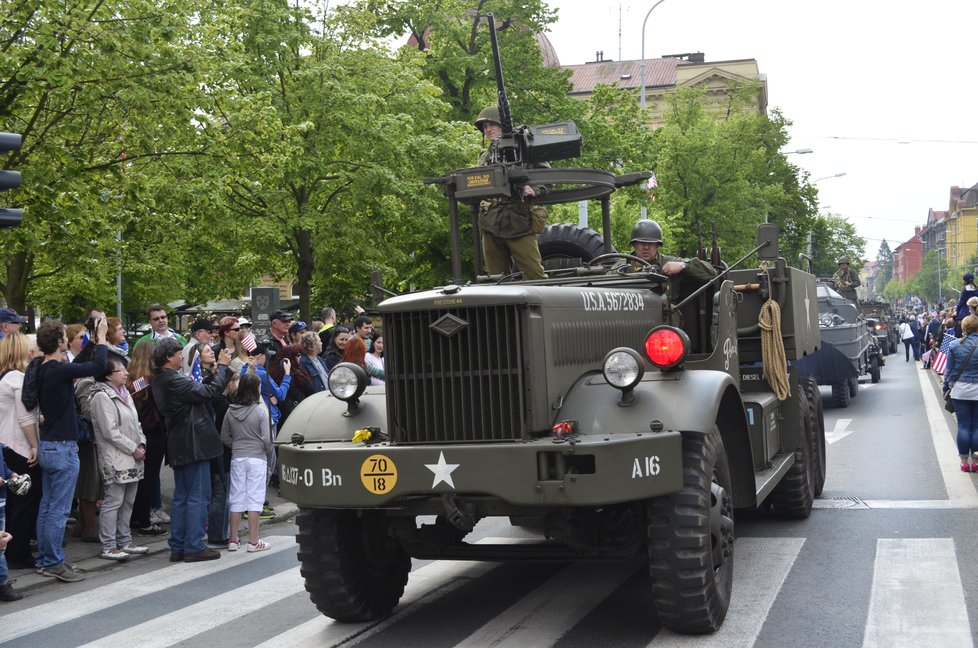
945, 341, 978, 414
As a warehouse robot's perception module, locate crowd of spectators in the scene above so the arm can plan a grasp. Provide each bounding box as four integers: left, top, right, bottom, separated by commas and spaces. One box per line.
0, 301, 384, 601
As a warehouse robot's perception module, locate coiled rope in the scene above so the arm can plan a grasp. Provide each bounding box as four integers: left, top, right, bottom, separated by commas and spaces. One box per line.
758, 272, 791, 401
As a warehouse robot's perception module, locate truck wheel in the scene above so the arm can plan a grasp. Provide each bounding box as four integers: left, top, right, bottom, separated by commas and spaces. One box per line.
848, 375, 859, 398
801, 377, 827, 497
769, 394, 814, 518
537, 223, 614, 264
646, 425, 734, 634
832, 381, 850, 408
869, 355, 881, 383
296, 508, 410, 622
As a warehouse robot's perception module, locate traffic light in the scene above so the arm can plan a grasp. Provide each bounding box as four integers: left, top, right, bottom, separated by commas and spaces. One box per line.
0, 132, 23, 229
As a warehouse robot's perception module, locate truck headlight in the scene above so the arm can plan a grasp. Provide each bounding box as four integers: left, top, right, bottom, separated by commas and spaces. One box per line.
328, 363, 368, 402
603, 348, 645, 390
603, 348, 645, 406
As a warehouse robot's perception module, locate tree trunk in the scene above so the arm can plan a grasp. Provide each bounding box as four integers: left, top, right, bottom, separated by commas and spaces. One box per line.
3, 251, 31, 312
294, 227, 314, 323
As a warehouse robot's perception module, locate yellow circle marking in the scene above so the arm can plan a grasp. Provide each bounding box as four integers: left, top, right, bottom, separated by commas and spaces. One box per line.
360, 454, 397, 495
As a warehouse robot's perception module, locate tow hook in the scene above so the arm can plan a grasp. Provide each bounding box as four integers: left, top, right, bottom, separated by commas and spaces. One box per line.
441, 493, 476, 533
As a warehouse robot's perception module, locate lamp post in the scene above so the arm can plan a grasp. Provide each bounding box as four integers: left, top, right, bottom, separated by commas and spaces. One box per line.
813, 172, 846, 184
639, 0, 669, 111
783, 148, 813, 155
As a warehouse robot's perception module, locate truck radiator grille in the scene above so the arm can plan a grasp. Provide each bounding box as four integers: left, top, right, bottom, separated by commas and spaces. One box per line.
385, 305, 527, 444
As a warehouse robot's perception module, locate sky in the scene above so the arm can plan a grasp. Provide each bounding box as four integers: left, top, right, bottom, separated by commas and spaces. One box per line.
542, 0, 978, 261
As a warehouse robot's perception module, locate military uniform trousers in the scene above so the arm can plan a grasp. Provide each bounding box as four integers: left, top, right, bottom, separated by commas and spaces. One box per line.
482, 232, 546, 280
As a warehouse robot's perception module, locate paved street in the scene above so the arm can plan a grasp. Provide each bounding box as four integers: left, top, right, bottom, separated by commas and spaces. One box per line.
2, 357, 977, 647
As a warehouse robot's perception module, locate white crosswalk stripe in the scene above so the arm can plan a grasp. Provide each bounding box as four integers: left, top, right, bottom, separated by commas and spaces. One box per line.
1, 534, 974, 647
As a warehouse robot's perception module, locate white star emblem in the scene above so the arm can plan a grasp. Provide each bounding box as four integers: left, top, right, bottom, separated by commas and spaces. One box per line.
425, 452, 460, 489
804, 284, 812, 333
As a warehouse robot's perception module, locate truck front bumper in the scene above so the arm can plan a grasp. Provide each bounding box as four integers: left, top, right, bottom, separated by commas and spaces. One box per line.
278, 432, 683, 508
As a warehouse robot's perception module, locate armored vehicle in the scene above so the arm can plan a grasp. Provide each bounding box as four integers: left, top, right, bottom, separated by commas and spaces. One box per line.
858, 299, 899, 354
276, 14, 826, 637
797, 283, 881, 407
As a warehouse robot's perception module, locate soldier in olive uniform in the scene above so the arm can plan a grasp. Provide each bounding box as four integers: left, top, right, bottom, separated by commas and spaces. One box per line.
474, 106, 547, 280
620, 219, 717, 325
832, 257, 860, 302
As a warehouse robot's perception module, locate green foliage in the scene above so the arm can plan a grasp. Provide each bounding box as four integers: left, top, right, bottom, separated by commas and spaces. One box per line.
809, 213, 866, 277
876, 240, 893, 291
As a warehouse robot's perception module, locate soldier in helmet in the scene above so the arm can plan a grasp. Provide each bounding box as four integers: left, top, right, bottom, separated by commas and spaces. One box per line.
832, 257, 860, 302
474, 105, 548, 280
619, 219, 717, 320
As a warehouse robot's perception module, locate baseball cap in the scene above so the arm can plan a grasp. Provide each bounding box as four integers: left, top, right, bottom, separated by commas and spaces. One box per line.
237, 317, 251, 327
190, 319, 216, 333
289, 320, 307, 334
270, 309, 294, 322
0, 307, 28, 324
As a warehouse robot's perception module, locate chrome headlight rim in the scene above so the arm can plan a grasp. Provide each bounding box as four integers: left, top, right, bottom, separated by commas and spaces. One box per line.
602, 347, 646, 391
327, 362, 369, 402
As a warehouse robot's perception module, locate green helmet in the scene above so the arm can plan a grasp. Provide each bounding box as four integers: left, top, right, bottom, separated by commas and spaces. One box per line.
629, 219, 663, 245
838, 256, 849, 265
474, 105, 501, 132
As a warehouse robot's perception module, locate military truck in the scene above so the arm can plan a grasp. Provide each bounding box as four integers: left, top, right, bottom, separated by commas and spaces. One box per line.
797, 283, 881, 407
858, 299, 899, 355
276, 15, 826, 637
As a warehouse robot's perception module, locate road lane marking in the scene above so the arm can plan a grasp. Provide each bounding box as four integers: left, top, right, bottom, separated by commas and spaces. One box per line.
826, 418, 853, 444
651, 537, 805, 648
455, 559, 640, 647
77, 567, 303, 648
915, 365, 978, 502
0, 538, 296, 643
863, 538, 973, 648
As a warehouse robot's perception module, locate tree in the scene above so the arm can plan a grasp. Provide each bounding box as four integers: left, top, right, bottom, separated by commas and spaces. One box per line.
876, 240, 893, 291
809, 213, 866, 277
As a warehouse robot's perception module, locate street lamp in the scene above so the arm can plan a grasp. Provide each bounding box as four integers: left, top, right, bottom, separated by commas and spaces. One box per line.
813, 172, 846, 184
639, 0, 669, 111
783, 148, 813, 155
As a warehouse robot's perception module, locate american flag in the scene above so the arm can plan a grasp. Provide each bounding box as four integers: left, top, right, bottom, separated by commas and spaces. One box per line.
241, 331, 258, 352
646, 172, 658, 201
130, 377, 148, 393
932, 332, 955, 374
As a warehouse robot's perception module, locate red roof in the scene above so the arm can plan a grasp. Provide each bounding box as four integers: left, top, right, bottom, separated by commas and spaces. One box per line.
565, 58, 678, 95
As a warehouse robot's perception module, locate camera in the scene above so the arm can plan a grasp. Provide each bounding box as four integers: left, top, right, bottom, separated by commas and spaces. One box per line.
86, 316, 102, 342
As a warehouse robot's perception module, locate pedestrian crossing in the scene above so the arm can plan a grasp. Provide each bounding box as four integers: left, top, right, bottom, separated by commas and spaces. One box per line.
1, 533, 973, 647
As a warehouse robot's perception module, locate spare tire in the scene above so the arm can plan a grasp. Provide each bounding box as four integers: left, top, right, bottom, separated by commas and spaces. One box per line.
537, 223, 615, 267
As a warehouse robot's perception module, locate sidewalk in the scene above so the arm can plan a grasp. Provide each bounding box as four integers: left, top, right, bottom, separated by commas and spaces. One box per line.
6, 485, 299, 593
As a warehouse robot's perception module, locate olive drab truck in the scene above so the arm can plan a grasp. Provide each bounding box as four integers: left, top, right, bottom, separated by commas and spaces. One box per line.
276, 14, 827, 636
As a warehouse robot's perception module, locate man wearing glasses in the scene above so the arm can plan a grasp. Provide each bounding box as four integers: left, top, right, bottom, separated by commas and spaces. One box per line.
134, 305, 188, 349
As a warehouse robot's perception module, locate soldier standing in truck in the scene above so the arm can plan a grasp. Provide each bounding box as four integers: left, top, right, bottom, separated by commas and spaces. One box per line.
474, 105, 548, 280
832, 257, 860, 302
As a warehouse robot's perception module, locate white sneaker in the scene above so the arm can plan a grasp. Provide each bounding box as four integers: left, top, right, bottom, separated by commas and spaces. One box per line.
99, 549, 128, 561
150, 507, 171, 524
247, 539, 270, 552
120, 544, 149, 555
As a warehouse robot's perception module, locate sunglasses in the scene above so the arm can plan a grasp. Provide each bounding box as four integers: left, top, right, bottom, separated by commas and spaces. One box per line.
230, 327, 241, 331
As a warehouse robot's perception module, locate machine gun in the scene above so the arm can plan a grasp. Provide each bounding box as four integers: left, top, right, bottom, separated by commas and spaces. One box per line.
449, 13, 582, 201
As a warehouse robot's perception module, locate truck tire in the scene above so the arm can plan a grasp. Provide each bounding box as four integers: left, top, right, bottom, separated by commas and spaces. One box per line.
296, 508, 410, 622
869, 355, 881, 383
768, 395, 814, 519
801, 377, 827, 497
848, 375, 859, 398
647, 425, 734, 634
832, 381, 850, 408
537, 223, 614, 264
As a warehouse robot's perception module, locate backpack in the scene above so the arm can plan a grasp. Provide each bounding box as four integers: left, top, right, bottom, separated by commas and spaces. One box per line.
20, 357, 43, 411
73, 377, 99, 444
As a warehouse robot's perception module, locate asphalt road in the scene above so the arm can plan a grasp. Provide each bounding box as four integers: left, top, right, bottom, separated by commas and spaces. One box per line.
2, 355, 976, 647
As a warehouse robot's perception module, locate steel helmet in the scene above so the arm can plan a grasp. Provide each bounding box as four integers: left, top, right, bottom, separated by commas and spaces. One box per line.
474, 105, 501, 132
629, 219, 663, 245
838, 256, 850, 265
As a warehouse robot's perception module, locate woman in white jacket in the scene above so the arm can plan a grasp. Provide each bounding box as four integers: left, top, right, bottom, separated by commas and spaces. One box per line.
90, 356, 149, 561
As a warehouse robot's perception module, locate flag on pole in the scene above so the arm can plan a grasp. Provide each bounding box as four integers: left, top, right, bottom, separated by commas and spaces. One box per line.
241, 331, 258, 352
130, 377, 148, 393
932, 331, 955, 374
646, 172, 658, 201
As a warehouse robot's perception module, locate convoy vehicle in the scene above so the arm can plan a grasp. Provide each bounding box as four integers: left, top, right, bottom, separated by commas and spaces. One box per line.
858, 299, 899, 354
797, 283, 881, 407
276, 14, 826, 636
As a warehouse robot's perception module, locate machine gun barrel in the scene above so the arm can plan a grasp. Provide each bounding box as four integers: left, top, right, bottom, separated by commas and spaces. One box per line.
487, 13, 515, 148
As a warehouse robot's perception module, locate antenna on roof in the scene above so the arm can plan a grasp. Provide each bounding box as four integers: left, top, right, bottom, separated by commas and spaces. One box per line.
618, 2, 623, 62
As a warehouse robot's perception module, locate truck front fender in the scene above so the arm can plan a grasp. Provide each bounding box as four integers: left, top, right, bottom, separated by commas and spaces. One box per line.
276, 387, 388, 444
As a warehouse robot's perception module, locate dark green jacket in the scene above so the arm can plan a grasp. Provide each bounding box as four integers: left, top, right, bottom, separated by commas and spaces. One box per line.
477, 144, 549, 239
